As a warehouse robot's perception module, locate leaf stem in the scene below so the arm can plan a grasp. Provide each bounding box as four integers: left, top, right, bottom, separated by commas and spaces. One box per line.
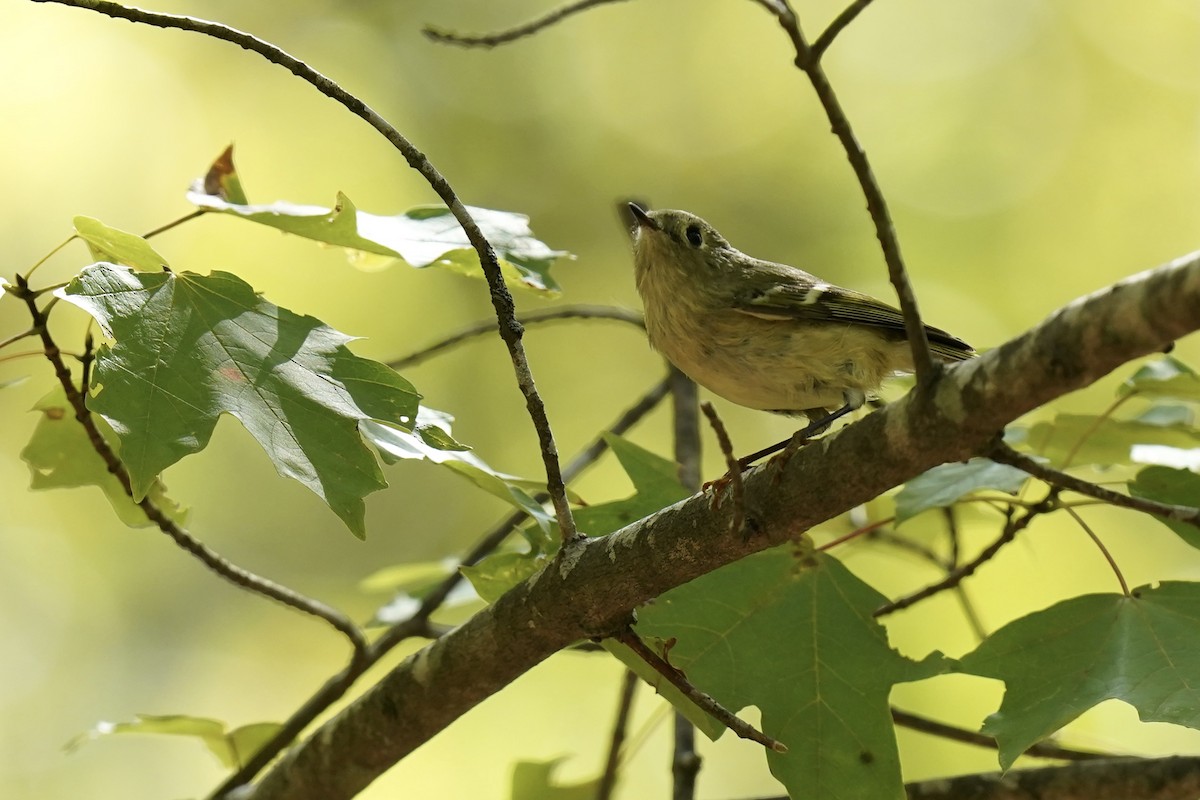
142, 208, 207, 239
24, 233, 76, 280
1064, 507, 1130, 596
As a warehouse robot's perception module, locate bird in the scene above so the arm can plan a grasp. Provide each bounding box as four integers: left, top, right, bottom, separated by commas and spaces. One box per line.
628, 203, 974, 459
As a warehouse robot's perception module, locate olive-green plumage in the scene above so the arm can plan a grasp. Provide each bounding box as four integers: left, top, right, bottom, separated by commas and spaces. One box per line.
629, 204, 974, 425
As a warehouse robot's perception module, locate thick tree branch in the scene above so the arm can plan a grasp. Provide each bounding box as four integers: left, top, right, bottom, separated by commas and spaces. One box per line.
241, 253, 1200, 799
904, 756, 1200, 800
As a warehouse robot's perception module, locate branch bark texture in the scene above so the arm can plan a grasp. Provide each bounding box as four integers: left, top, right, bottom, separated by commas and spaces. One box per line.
244, 255, 1200, 799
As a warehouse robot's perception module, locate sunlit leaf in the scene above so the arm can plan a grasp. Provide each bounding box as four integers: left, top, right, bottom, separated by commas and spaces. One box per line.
1128, 467, 1200, 549
620, 548, 949, 800
1131, 444, 1200, 471
59, 263, 420, 538
73, 216, 168, 271
1119, 356, 1200, 401
895, 458, 1030, 523
65, 714, 281, 771
188, 146, 568, 295
959, 582, 1200, 769
362, 407, 554, 530
1025, 414, 1200, 468
20, 385, 187, 528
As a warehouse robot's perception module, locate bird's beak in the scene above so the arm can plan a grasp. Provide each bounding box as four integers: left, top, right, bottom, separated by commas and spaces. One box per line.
627, 202, 658, 231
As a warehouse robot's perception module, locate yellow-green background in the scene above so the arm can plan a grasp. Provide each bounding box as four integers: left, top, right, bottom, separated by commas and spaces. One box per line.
3, 0, 1200, 797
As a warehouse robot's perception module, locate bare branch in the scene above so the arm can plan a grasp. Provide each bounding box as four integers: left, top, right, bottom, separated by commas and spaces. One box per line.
753, 0, 936, 382
989, 439, 1200, 526
891, 708, 1109, 761
875, 490, 1058, 618
615, 628, 786, 753
389, 305, 643, 371
810, 0, 877, 62
596, 670, 639, 800
32, 0, 581, 543
425, 0, 631, 48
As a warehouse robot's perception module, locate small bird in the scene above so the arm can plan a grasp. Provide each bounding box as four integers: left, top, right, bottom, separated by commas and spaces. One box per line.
628, 203, 974, 448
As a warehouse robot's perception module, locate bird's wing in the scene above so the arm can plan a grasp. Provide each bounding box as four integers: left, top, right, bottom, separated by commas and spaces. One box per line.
732, 262, 974, 360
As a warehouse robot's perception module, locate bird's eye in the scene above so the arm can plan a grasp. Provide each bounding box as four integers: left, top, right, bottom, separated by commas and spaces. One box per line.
685, 224, 703, 247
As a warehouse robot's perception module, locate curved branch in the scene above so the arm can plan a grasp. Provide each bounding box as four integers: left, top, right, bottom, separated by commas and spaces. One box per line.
424, 0, 632, 48
242, 251, 1200, 798
388, 305, 643, 371
810, 0, 876, 62
989, 440, 1200, 526
756, 0, 935, 382
32, 0, 580, 542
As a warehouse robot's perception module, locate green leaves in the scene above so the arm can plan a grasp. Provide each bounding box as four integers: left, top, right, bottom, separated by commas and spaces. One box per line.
895, 458, 1029, 523
959, 582, 1200, 769
20, 385, 187, 528
188, 145, 568, 295
1128, 466, 1200, 549
66, 714, 281, 771
59, 262, 420, 537
631, 549, 948, 800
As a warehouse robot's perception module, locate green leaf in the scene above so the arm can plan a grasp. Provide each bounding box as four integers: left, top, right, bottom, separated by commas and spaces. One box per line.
359, 559, 480, 625
59, 263, 420, 538
510, 758, 599, 800
20, 385, 188, 528
628, 548, 949, 800
461, 551, 547, 604
1128, 467, 1200, 549
188, 147, 567, 295
571, 434, 690, 537
73, 216, 169, 271
460, 436, 689, 603
362, 407, 554, 530
1025, 414, 1200, 468
65, 714, 281, 771
959, 583, 1200, 769
895, 458, 1030, 523
1119, 356, 1200, 400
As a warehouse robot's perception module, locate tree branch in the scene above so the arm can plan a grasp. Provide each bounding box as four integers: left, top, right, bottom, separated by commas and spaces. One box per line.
424, 0, 632, 48
240, 252, 1200, 799
989, 439, 1200, 526
31, 0, 580, 542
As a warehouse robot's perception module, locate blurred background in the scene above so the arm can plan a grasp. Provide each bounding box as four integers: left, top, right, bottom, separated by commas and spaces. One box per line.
3, 0, 1200, 797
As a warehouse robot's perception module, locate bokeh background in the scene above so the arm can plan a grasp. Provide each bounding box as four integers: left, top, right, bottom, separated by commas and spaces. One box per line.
3, 0, 1200, 797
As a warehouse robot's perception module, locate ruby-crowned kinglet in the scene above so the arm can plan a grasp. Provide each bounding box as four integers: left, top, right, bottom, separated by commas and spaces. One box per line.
628, 203, 974, 434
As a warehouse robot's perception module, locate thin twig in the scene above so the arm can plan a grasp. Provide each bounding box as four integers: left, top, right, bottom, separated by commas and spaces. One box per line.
614, 627, 787, 753
597, 669, 639, 800
1065, 507, 1130, 596
424, 0, 631, 48
141, 208, 207, 239
12, 274, 369, 661
0, 327, 36, 351
989, 439, 1200, 526
1058, 393, 1132, 469
755, 0, 935, 383
810, 0, 876, 62
35, 0, 580, 545
669, 366, 702, 799
891, 708, 1108, 761
875, 491, 1058, 617
389, 305, 643, 371
78, 330, 95, 396
701, 402, 746, 538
